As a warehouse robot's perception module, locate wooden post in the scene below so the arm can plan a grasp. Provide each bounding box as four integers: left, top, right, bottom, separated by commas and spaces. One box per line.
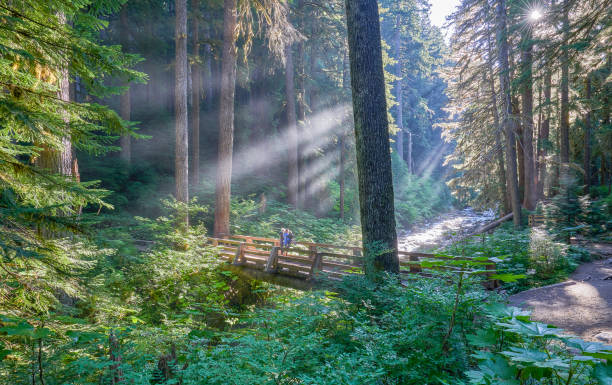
232, 243, 245, 265
409, 254, 421, 273
309, 252, 323, 278
265, 246, 279, 273
308, 245, 317, 261
352, 247, 362, 267
485, 263, 497, 289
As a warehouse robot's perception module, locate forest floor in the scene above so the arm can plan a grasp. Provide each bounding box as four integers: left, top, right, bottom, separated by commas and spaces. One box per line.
509, 243, 612, 343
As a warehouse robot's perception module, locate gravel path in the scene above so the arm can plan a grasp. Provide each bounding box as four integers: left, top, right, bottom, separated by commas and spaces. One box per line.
509, 244, 612, 343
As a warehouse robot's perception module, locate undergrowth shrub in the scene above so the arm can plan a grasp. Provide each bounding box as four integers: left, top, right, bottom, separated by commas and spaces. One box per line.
467, 304, 611, 385
444, 225, 590, 293
528, 228, 573, 280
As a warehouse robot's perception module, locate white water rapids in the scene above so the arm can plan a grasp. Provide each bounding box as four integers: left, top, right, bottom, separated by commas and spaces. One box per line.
397, 208, 496, 252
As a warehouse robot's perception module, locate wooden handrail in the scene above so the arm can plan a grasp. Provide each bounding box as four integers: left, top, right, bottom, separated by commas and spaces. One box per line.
207, 235, 498, 285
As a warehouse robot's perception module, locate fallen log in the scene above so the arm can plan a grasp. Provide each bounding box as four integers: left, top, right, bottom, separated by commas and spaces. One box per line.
452, 212, 514, 244
471, 212, 514, 235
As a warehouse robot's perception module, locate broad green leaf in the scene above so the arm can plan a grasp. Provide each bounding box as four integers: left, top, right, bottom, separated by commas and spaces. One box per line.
496, 319, 561, 338
467, 329, 498, 348
565, 338, 612, 354
594, 363, 612, 385
489, 273, 526, 283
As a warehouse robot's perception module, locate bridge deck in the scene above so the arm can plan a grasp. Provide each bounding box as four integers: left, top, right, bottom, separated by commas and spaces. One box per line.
208, 235, 499, 289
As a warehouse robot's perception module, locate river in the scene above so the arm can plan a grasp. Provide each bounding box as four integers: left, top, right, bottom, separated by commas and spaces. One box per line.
397, 207, 496, 252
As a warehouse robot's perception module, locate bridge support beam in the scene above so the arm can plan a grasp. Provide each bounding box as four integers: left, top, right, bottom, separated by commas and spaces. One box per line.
265, 247, 279, 273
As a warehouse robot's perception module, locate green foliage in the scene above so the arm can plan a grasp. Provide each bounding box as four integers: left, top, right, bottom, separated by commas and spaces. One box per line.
467, 304, 611, 384
228, 197, 362, 246
445, 225, 590, 293
392, 152, 453, 227
0, 0, 144, 322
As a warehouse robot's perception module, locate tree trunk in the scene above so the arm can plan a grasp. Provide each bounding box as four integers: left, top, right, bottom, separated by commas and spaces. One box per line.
515, 100, 525, 203
340, 49, 350, 220
345, 0, 399, 274
190, 0, 201, 187
583, 75, 592, 187
214, 0, 238, 237
486, 28, 509, 213
119, 5, 131, 164
296, 0, 306, 209
521, 32, 536, 210
339, 133, 345, 220
496, 0, 522, 227
407, 131, 412, 174
559, 0, 570, 165
394, 16, 404, 162
175, 0, 189, 213
537, 68, 551, 199
39, 12, 73, 177
285, 44, 299, 207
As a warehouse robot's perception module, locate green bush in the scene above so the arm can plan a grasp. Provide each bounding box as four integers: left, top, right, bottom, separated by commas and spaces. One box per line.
467, 303, 611, 385
444, 225, 590, 293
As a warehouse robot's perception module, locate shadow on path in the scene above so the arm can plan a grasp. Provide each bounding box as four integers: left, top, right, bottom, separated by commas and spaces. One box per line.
509, 251, 612, 342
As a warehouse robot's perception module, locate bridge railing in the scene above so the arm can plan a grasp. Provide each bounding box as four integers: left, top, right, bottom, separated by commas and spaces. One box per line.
206, 235, 499, 287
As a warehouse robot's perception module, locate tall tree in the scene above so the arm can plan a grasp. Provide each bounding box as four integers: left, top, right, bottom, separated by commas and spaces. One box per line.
190, 0, 201, 186
37, 12, 73, 177
393, 15, 404, 162
345, 0, 399, 274
214, 0, 238, 237
285, 44, 299, 207
583, 75, 592, 187
119, 4, 131, 164
520, 27, 537, 210
537, 67, 552, 198
496, 0, 522, 227
175, 0, 189, 210
559, 0, 570, 166
485, 11, 509, 213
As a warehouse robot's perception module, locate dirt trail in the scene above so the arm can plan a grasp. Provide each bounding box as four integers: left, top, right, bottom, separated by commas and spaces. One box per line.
509, 243, 612, 343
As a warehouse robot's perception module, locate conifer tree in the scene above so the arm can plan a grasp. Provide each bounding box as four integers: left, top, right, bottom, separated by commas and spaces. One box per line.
345, 0, 399, 274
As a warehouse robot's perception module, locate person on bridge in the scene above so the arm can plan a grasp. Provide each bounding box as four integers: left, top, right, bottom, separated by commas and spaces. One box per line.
279, 228, 294, 255
279, 228, 287, 254
285, 229, 294, 254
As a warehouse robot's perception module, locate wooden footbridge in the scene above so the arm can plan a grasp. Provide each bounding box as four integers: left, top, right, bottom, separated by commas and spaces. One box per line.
207, 234, 500, 289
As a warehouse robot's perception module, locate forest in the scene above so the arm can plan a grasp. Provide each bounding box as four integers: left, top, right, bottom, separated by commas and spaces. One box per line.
0, 0, 611, 383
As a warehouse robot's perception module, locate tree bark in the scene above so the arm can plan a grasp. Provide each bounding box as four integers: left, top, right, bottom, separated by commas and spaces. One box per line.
285, 44, 299, 207
394, 16, 404, 162
407, 131, 412, 174
296, 0, 307, 209
560, 0, 570, 165
583, 75, 592, 187
119, 5, 131, 164
496, 0, 522, 227
521, 31, 536, 210
175, 0, 189, 212
537, 68, 551, 199
38, 12, 72, 177
515, 100, 525, 203
214, 0, 238, 237
345, 0, 399, 274
486, 26, 509, 213
190, 0, 201, 187
340, 49, 350, 220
